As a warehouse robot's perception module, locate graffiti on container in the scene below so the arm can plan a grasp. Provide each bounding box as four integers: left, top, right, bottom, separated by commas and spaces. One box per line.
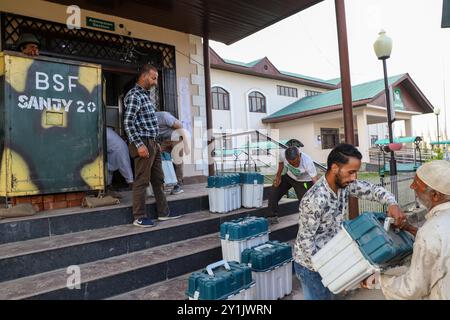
0, 52, 105, 196
16, 71, 96, 113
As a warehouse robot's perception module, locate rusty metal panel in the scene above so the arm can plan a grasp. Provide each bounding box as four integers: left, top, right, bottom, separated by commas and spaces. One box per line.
0, 51, 104, 196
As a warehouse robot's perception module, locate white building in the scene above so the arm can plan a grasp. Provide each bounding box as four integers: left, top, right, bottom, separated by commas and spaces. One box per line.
210, 49, 434, 164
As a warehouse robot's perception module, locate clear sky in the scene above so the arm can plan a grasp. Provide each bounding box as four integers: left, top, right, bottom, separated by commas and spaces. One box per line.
210, 0, 450, 141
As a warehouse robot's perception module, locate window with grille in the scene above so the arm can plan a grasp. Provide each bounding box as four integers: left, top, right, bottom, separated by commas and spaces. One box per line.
1, 13, 176, 69
1, 12, 179, 117
370, 135, 379, 146
212, 87, 230, 110
321, 128, 340, 149
248, 91, 266, 113
305, 90, 321, 97
277, 85, 298, 98
339, 132, 359, 147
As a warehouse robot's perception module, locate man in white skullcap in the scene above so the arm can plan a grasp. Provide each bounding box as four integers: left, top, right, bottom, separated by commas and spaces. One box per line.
362, 160, 450, 299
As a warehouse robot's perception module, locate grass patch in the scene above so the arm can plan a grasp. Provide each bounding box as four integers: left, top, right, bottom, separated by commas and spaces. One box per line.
357, 172, 380, 180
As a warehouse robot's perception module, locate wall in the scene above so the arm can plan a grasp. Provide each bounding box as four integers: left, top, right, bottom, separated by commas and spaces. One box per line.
270, 109, 378, 164
1, 0, 206, 178
210, 68, 329, 133
371, 83, 426, 114
270, 116, 321, 163
368, 123, 388, 145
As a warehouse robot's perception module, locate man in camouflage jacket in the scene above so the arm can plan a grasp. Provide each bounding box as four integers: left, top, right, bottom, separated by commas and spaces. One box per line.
293, 143, 407, 300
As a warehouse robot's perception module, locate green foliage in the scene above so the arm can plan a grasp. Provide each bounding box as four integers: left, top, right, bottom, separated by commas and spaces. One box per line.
428, 146, 444, 161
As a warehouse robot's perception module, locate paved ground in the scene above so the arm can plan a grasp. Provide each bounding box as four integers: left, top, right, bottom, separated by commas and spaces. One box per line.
284, 277, 385, 300
113, 265, 387, 300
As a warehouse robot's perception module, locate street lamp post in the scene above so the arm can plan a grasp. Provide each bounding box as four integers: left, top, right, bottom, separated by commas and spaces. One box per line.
374, 30, 398, 200
434, 107, 441, 147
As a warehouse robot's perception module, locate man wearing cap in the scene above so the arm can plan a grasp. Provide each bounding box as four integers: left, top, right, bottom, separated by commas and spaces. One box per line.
16, 33, 40, 57
363, 160, 450, 299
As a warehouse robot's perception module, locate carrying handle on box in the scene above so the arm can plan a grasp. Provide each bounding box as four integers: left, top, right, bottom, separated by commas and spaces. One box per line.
206, 260, 231, 276
254, 243, 274, 251
384, 217, 395, 232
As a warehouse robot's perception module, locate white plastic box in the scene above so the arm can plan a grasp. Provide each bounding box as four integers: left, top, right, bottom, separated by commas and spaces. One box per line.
207, 175, 241, 213
241, 184, 263, 208
240, 173, 264, 208
225, 285, 256, 300
311, 228, 379, 294
221, 233, 269, 263
241, 242, 293, 300
231, 184, 241, 211
207, 186, 216, 212
252, 261, 292, 300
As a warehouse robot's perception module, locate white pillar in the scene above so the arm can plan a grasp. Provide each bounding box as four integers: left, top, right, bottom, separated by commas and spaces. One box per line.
356, 110, 370, 162
404, 119, 413, 137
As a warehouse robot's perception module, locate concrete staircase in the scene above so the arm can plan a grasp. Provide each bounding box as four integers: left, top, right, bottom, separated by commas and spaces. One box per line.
0, 184, 300, 300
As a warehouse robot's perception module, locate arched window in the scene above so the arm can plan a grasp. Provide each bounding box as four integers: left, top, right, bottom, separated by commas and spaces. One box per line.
212, 87, 230, 110
248, 91, 266, 113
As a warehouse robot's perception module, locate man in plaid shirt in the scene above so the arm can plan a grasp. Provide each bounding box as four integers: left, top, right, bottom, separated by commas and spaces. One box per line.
124, 64, 180, 227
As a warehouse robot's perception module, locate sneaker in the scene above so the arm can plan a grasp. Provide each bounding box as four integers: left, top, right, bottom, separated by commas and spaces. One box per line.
158, 212, 182, 221
268, 216, 279, 225
133, 218, 155, 228
170, 184, 184, 195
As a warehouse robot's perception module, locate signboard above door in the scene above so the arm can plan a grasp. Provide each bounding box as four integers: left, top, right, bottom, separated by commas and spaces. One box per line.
86, 17, 115, 31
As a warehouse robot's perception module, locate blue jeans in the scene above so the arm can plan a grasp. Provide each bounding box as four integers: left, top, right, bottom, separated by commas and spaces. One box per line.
294, 261, 334, 300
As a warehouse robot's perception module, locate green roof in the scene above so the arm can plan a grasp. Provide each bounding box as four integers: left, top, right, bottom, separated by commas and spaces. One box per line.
279, 71, 335, 85
222, 58, 333, 85
264, 74, 405, 120
374, 136, 422, 145
326, 78, 341, 85
223, 58, 263, 68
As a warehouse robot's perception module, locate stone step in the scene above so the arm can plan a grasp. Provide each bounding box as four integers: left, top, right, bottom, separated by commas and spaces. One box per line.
0, 213, 299, 300
109, 231, 298, 301
0, 199, 299, 283
0, 184, 275, 245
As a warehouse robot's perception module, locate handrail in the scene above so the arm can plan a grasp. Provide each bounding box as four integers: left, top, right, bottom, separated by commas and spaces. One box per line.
213, 129, 327, 172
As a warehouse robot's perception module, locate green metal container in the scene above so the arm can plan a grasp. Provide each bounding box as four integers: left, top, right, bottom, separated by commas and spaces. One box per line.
0, 51, 104, 196
241, 241, 293, 272
220, 216, 269, 241
186, 260, 255, 300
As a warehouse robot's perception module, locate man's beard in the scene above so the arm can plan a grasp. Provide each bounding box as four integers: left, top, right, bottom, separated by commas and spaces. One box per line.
335, 170, 348, 189
417, 194, 432, 210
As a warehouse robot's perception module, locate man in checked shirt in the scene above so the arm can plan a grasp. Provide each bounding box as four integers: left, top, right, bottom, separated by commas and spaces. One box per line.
293, 143, 408, 300
124, 64, 180, 227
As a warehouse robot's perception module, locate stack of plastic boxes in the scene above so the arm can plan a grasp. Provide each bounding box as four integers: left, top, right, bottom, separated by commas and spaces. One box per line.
220, 216, 269, 262
311, 212, 414, 294
207, 174, 241, 213
241, 241, 293, 300
186, 260, 256, 300
240, 172, 264, 208
187, 216, 296, 300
